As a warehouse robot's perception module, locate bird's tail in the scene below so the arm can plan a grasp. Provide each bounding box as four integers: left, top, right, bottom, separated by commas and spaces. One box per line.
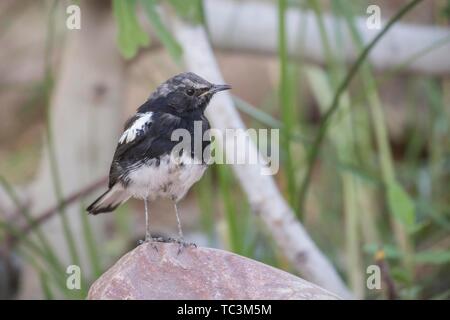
86, 185, 130, 215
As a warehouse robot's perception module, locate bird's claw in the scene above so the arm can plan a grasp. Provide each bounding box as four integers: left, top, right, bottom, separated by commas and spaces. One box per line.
138, 236, 168, 251
138, 237, 196, 254
167, 237, 197, 255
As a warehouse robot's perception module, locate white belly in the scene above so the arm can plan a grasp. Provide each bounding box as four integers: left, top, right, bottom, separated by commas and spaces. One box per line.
125, 154, 207, 201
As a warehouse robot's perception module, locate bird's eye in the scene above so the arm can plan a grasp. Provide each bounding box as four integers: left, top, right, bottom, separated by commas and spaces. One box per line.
186, 88, 195, 96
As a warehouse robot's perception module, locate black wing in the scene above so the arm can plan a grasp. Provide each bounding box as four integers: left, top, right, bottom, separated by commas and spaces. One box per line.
108, 112, 182, 188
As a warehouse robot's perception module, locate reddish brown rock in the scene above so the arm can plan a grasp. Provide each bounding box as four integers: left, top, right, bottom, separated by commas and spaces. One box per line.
87, 243, 340, 300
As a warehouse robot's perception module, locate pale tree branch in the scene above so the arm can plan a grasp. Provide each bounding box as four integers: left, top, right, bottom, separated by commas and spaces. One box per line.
204, 0, 450, 75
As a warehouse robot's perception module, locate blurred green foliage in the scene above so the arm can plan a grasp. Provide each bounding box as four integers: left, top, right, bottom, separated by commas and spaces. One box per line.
113, 0, 150, 59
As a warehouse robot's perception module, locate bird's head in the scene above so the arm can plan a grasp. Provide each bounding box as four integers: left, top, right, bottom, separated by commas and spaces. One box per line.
149, 72, 231, 115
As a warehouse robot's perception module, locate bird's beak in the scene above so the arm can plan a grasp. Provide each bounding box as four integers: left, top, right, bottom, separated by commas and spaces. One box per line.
199, 84, 231, 97
211, 84, 232, 93
209, 84, 232, 95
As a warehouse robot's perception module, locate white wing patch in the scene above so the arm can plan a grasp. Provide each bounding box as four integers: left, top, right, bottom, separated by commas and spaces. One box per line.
119, 112, 153, 144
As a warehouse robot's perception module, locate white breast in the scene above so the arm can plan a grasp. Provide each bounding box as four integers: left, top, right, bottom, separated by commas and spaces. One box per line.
125, 154, 207, 201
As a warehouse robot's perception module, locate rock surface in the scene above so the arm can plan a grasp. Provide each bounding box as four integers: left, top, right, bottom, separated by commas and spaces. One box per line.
87, 243, 340, 300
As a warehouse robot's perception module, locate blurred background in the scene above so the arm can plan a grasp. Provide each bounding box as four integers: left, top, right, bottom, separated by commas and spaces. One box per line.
0, 0, 449, 300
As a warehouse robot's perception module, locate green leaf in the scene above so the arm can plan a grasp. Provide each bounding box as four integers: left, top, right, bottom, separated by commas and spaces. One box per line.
391, 266, 413, 284
113, 0, 150, 59
168, 0, 203, 24
414, 250, 450, 265
140, 0, 182, 61
364, 245, 450, 266
232, 95, 311, 144
387, 182, 416, 231
233, 96, 282, 130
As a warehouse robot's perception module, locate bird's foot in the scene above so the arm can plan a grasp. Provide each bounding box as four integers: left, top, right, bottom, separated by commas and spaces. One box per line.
168, 237, 197, 255
138, 236, 167, 251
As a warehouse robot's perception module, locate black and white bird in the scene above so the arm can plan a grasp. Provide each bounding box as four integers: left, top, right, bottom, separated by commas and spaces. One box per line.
87, 72, 231, 247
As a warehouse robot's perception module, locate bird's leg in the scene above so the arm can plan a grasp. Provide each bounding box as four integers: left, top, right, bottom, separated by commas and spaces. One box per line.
171, 200, 196, 254
144, 197, 151, 242
174, 201, 183, 241
138, 198, 160, 250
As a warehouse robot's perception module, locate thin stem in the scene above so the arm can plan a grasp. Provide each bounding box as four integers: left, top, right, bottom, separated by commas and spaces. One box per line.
278, 0, 297, 210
